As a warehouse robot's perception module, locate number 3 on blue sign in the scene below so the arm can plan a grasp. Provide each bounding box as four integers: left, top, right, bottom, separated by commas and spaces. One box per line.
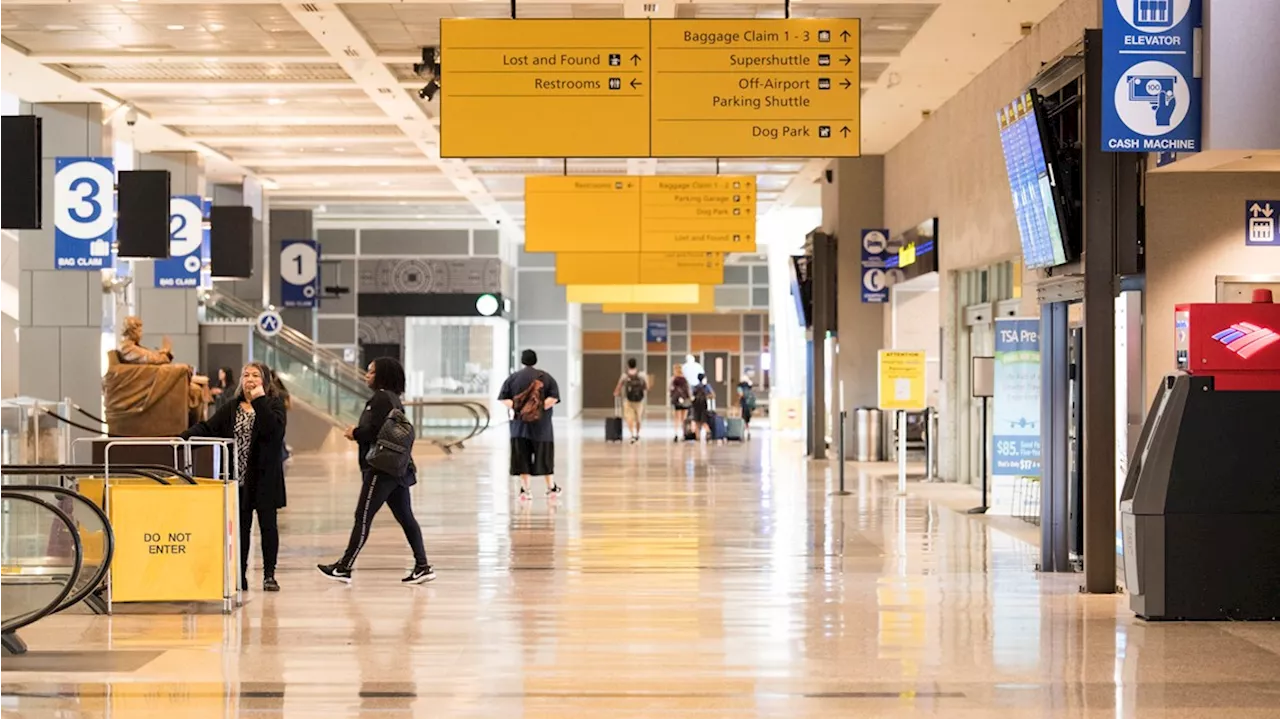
54, 157, 116, 270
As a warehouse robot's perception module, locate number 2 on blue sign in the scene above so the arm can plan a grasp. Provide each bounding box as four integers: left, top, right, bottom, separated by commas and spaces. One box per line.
169, 212, 188, 241
68, 177, 103, 223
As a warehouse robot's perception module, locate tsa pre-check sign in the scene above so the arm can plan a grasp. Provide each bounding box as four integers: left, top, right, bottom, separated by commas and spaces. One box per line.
1102, 0, 1201, 153
154, 196, 205, 288
54, 157, 115, 270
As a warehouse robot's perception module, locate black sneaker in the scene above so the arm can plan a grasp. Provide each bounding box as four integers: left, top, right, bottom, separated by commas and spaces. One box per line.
317, 563, 352, 584
263, 576, 280, 592
546, 484, 562, 496
518, 487, 530, 500
402, 565, 436, 584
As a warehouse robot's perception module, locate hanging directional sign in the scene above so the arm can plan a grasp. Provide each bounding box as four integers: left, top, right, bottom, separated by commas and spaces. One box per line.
280, 239, 321, 308
440, 18, 861, 158
555, 252, 724, 285
1246, 201, 1277, 247
256, 309, 283, 337
1102, 0, 1201, 152
649, 19, 861, 157
525, 176, 756, 254
441, 19, 651, 158
53, 157, 115, 270
154, 195, 205, 288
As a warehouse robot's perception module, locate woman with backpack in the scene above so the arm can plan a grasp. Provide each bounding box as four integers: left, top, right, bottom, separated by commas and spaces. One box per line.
690, 373, 715, 442
670, 365, 692, 443
737, 377, 757, 439
318, 356, 434, 585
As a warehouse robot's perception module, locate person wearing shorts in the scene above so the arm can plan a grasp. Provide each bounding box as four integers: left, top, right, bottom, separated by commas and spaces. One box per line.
614, 358, 649, 443
499, 349, 562, 500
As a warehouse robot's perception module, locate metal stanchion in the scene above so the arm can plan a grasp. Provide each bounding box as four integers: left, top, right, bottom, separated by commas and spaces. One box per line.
831, 410, 851, 496
896, 410, 908, 496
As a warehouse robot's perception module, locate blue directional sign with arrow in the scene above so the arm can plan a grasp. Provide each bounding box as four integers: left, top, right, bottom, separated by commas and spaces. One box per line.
1246, 200, 1277, 247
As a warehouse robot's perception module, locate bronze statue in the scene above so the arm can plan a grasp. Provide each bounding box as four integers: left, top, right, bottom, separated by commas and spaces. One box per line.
104, 316, 207, 435
118, 316, 175, 365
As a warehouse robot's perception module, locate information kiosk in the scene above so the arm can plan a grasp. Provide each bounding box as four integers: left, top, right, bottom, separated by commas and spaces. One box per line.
1120, 290, 1280, 620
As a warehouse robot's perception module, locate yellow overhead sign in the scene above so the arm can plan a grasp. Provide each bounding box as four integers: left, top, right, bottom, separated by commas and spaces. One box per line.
526, 175, 756, 254
440, 19, 860, 158
566, 284, 703, 305
556, 252, 724, 285
440, 19, 651, 158
601, 286, 717, 313
877, 350, 927, 411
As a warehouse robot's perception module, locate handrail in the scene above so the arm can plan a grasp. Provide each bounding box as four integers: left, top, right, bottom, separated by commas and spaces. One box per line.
0, 465, 197, 485
4, 485, 115, 615
0, 491, 84, 635
404, 400, 492, 452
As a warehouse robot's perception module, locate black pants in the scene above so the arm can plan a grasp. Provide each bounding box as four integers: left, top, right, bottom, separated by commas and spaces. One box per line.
240, 495, 279, 580
339, 472, 428, 569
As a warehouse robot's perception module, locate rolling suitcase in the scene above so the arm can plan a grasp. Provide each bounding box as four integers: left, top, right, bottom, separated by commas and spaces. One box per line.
605, 399, 624, 442
708, 412, 727, 441
726, 417, 745, 441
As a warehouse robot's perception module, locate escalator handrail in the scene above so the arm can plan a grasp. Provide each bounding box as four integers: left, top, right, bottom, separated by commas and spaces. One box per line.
3, 484, 115, 615
404, 400, 489, 449
0, 491, 84, 634
0, 465, 197, 485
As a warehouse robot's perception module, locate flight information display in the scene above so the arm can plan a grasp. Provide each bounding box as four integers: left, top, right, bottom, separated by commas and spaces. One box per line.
997, 92, 1068, 270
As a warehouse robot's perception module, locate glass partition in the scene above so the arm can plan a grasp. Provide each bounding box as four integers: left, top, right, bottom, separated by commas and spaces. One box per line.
404, 316, 508, 412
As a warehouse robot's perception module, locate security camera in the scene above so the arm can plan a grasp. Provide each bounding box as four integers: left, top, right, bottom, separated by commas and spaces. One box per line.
414, 47, 440, 80
125, 109, 139, 127
417, 80, 439, 101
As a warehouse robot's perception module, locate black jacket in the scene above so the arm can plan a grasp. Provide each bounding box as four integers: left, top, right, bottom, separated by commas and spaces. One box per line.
355, 389, 416, 486
182, 394, 288, 510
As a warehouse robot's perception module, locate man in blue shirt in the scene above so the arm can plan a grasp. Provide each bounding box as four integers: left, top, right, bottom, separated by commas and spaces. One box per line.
498, 349, 562, 499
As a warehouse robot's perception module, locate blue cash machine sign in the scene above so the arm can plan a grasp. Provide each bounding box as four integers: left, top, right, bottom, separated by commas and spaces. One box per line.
1102, 0, 1201, 153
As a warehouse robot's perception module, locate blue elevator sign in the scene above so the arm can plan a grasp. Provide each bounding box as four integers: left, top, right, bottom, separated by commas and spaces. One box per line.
1102, 0, 1202, 153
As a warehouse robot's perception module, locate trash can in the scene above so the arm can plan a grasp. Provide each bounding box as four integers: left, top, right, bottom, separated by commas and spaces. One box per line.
853, 407, 885, 462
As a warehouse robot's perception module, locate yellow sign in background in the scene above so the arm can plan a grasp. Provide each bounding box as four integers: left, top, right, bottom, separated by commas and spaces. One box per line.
109, 484, 227, 603
526, 175, 756, 254
567, 284, 703, 304
556, 252, 724, 285
601, 286, 717, 313
441, 19, 651, 158
877, 350, 927, 411
440, 19, 860, 158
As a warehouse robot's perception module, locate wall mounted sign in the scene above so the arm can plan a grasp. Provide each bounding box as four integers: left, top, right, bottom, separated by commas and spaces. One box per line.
154, 195, 205, 288
53, 157, 115, 270
1245, 200, 1277, 247
1102, 0, 1201, 152
646, 318, 669, 343
280, 239, 321, 308
860, 228, 892, 303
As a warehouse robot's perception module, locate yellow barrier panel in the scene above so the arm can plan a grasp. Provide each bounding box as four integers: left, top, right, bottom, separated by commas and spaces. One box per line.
555, 252, 723, 285
441, 19, 652, 158
526, 175, 756, 254
567, 284, 702, 305
108, 484, 228, 603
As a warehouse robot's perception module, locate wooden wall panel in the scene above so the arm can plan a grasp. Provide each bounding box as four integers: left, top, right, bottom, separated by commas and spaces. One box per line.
583, 331, 623, 352
690, 334, 741, 353
584, 353, 622, 409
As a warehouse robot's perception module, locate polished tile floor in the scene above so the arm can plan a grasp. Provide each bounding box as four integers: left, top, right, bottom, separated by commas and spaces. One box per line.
4, 420, 1280, 718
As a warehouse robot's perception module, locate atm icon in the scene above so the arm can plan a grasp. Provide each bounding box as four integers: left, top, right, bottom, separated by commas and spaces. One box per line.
1212, 323, 1280, 359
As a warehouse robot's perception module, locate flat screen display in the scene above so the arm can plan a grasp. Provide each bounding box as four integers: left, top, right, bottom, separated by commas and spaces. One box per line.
998, 91, 1068, 269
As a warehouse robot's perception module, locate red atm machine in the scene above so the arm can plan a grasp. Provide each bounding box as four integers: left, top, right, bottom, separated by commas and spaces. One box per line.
1121, 290, 1280, 620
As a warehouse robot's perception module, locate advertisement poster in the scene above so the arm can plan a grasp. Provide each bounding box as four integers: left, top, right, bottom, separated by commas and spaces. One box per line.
993, 318, 1041, 477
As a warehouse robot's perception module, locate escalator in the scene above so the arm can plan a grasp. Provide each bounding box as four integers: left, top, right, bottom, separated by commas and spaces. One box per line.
1, 485, 115, 656
199, 290, 493, 451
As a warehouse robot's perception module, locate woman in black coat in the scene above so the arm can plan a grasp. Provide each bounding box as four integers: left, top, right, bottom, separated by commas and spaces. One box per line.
182, 361, 288, 592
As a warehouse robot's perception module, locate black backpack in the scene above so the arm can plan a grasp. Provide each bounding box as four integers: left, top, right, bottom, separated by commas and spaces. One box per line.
623, 374, 646, 402
365, 393, 415, 477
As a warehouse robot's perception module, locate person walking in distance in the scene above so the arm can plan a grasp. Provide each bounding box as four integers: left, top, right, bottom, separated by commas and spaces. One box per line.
317, 357, 434, 585
499, 349, 562, 499
181, 362, 287, 592
691, 373, 715, 442
669, 364, 692, 442
613, 358, 649, 444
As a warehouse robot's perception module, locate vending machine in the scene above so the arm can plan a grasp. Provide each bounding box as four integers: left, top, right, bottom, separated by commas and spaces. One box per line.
1120, 290, 1280, 620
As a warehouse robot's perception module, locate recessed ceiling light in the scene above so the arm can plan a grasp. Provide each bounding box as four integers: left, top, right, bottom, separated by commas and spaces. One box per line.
314, 181, 330, 187
207, 23, 224, 32
876, 23, 911, 32
44, 24, 79, 31
379, 181, 392, 186
264, 97, 287, 106
167, 24, 186, 31
333, 147, 345, 152
317, 204, 327, 213
415, 214, 426, 219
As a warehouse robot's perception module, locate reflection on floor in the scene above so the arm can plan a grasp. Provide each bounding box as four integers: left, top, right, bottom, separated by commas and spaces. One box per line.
4, 420, 1280, 717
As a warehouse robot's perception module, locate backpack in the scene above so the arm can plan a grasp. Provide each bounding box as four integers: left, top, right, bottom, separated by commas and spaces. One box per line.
623, 374, 646, 402
692, 383, 710, 411
365, 392, 415, 477
742, 387, 757, 411
512, 373, 545, 423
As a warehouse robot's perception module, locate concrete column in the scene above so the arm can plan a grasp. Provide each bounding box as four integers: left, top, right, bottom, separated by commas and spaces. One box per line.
130, 152, 205, 367
18, 103, 110, 414
822, 157, 886, 449
269, 208, 314, 337
514, 247, 581, 418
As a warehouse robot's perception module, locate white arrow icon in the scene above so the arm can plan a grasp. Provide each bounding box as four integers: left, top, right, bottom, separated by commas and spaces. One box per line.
1249, 202, 1274, 218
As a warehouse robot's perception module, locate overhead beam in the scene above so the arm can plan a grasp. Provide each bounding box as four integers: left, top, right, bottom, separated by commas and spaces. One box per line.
147, 114, 399, 126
